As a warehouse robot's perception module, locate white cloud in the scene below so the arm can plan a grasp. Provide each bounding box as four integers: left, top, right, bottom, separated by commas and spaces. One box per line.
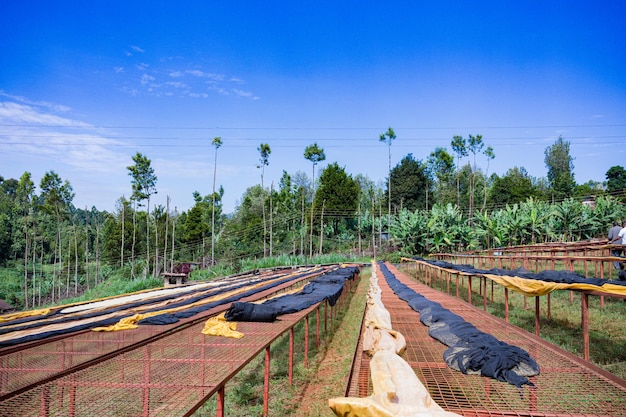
130, 45, 145, 53
169, 71, 183, 78
232, 89, 260, 100
0, 102, 89, 126
186, 70, 224, 81
0, 91, 71, 113
0, 100, 130, 175
165, 81, 188, 89
140, 74, 156, 85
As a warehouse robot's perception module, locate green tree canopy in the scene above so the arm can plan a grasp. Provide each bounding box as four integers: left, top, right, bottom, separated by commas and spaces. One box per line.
488, 167, 538, 207
127, 152, 157, 205
314, 162, 360, 234
544, 135, 575, 200
606, 165, 626, 195
388, 153, 429, 211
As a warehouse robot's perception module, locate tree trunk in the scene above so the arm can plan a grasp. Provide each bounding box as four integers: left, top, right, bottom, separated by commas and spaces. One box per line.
95, 214, 100, 285
85, 207, 89, 290
371, 196, 376, 259
131, 200, 136, 277
146, 195, 151, 278
164, 196, 169, 271
309, 164, 316, 259
39, 239, 43, 307
270, 182, 273, 257
31, 224, 37, 308
23, 219, 30, 309
73, 221, 78, 295
67, 233, 71, 297
154, 212, 159, 276
121, 198, 125, 268
300, 188, 305, 255
357, 200, 362, 256
318, 199, 325, 256
170, 211, 176, 272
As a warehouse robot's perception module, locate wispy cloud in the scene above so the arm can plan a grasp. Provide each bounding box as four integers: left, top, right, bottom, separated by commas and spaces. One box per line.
0, 91, 72, 113
0, 102, 89, 127
232, 89, 260, 100
117, 53, 259, 100
130, 45, 145, 53
0, 99, 130, 174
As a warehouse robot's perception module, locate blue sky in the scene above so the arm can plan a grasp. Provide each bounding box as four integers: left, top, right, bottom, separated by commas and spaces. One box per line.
1, 1, 625, 214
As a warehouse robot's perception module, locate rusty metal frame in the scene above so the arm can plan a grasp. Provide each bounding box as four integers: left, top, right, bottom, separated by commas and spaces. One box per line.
347, 262, 626, 416
402, 256, 626, 362
0, 266, 356, 416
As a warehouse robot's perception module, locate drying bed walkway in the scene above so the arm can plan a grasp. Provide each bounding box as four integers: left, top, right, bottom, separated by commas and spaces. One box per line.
347, 262, 626, 417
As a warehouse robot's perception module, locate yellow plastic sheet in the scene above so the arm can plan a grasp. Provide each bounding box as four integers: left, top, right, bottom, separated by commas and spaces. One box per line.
201, 313, 243, 338
0, 308, 51, 323
484, 274, 626, 297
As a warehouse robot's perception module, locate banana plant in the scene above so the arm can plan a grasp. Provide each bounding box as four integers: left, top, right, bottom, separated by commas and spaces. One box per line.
551, 198, 583, 242
391, 208, 429, 254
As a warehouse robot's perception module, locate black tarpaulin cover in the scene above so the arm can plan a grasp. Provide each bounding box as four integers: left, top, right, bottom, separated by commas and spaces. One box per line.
379, 261, 539, 388
415, 257, 626, 287
225, 266, 359, 322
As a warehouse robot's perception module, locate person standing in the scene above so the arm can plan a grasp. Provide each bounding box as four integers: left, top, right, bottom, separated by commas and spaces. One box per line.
609, 221, 624, 270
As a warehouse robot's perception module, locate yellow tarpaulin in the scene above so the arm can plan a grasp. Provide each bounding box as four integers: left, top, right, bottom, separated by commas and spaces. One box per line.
0, 308, 51, 323
201, 313, 243, 338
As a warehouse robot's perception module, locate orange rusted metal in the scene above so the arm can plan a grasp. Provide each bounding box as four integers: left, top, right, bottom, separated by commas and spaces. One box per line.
0, 265, 357, 416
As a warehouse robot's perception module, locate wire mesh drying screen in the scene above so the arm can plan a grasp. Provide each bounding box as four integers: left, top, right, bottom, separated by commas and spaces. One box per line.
347, 262, 626, 417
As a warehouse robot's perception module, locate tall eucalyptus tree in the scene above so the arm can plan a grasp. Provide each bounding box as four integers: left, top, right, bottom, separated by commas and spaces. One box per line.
304, 143, 326, 257
211, 137, 223, 264
257, 143, 271, 257
451, 135, 468, 207
379, 127, 396, 238
127, 152, 157, 277
482, 146, 495, 211
467, 134, 484, 217
16, 172, 35, 308
427, 147, 455, 207
40, 171, 74, 300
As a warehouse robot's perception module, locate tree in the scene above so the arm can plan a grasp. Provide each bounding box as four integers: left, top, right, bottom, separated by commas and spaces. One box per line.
488, 167, 538, 207
15, 172, 35, 307
427, 147, 455, 206
606, 165, 626, 196
379, 127, 396, 236
314, 162, 360, 236
40, 171, 74, 300
544, 135, 575, 201
466, 134, 484, 216
127, 152, 158, 277
257, 143, 271, 257
451, 135, 468, 206
304, 143, 326, 257
388, 153, 429, 211
211, 137, 223, 265
482, 146, 495, 211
